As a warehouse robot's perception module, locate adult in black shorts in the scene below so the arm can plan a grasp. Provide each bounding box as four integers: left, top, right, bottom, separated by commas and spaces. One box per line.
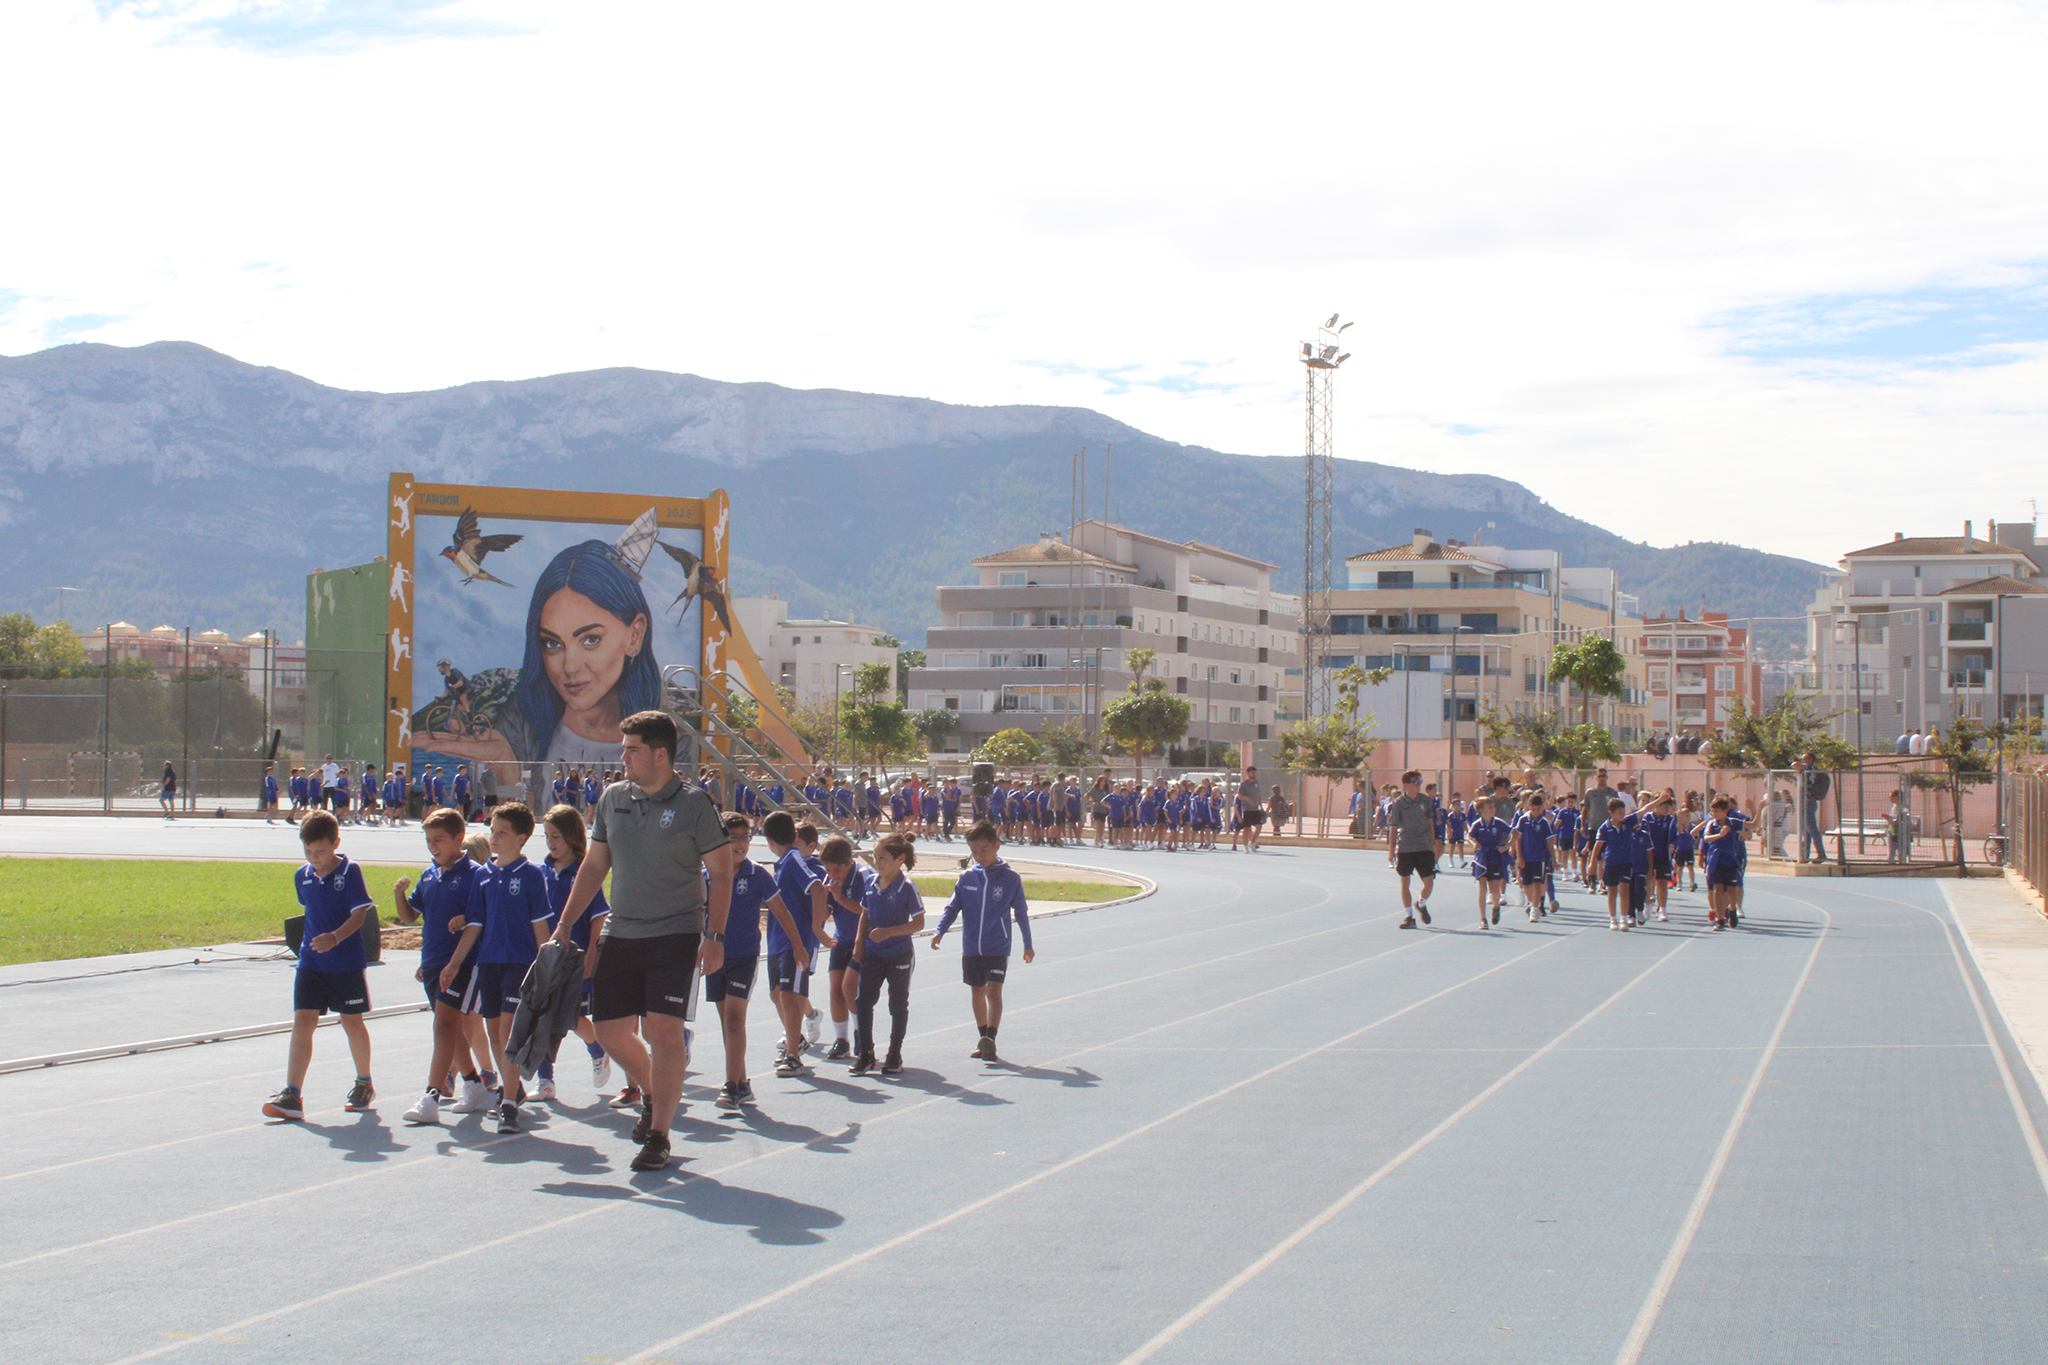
551, 711, 732, 1172
1386, 770, 1440, 928
1236, 766, 1265, 852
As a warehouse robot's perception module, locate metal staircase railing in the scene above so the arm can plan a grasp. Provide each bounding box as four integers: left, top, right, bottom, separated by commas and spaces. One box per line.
662, 666, 860, 843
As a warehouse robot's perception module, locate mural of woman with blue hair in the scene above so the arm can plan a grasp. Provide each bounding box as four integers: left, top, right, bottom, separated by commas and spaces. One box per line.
426, 539, 663, 766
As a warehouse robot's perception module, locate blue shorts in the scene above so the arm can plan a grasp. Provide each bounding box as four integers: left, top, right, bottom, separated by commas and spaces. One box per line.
828, 939, 857, 973
1708, 863, 1743, 888
961, 954, 1009, 987
423, 958, 472, 1008
1472, 852, 1508, 881
331, 795, 349, 810
294, 968, 369, 1016
703, 955, 760, 1004
769, 948, 811, 996
1601, 861, 1631, 887
472, 961, 525, 1019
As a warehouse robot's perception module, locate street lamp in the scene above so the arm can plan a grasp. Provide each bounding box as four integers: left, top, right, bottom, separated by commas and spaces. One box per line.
1996, 591, 2023, 844
1448, 625, 1475, 802
831, 662, 857, 776
1393, 643, 1413, 769
0, 681, 10, 815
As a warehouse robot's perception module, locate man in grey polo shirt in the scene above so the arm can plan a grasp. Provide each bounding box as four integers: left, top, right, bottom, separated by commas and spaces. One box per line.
1583, 768, 1620, 889
553, 710, 732, 1172
1385, 769, 1440, 929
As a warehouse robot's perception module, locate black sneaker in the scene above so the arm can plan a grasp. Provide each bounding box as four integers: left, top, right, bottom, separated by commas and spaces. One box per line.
975, 1035, 998, 1063
1399, 916, 1416, 930
609, 1085, 643, 1110
1416, 903, 1431, 925
631, 1097, 654, 1144
629, 1131, 671, 1172
733, 1079, 755, 1106
850, 1052, 876, 1076
714, 1082, 741, 1112
344, 1079, 375, 1112
497, 1100, 521, 1135
774, 1053, 807, 1078
261, 1089, 304, 1121
1490, 904, 1501, 926
880, 1051, 903, 1075
826, 1038, 852, 1061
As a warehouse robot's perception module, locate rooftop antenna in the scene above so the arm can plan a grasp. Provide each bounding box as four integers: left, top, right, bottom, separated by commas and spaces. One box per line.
1300, 313, 1351, 719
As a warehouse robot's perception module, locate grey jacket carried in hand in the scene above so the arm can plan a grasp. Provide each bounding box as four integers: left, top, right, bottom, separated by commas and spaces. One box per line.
507, 940, 584, 1081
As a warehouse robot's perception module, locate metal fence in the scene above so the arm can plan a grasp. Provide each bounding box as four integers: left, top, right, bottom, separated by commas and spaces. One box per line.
2011, 773, 2048, 898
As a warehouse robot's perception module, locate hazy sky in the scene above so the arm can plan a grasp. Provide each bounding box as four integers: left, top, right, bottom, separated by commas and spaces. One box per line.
5, 0, 2046, 566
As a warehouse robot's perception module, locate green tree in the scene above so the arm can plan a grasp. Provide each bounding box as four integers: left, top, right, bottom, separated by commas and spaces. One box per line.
976, 727, 1042, 766
893, 647, 924, 703
1908, 715, 2042, 865
1547, 636, 1629, 728
34, 624, 89, 672
1277, 663, 1389, 772
1101, 678, 1192, 783
1038, 719, 1098, 771
724, 688, 761, 735
840, 659, 914, 768
1702, 695, 1855, 772
0, 612, 36, 668
910, 706, 961, 750
1477, 707, 1621, 772
1125, 646, 1157, 689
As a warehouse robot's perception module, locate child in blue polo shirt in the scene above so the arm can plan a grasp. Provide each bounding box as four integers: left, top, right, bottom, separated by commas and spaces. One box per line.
705, 812, 807, 1110
461, 803, 549, 1133
393, 807, 483, 1125
764, 812, 832, 1078
819, 835, 872, 1060
263, 811, 376, 1121
931, 819, 1035, 1063
1591, 799, 1635, 931
850, 832, 925, 1076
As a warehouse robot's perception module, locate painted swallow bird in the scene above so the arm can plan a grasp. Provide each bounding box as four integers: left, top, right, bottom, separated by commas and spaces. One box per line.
657, 540, 732, 631
441, 507, 523, 587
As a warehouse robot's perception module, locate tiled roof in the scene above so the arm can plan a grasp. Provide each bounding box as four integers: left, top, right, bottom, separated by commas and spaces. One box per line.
1345, 542, 1484, 563
973, 542, 1136, 570
1844, 536, 2008, 559
1936, 574, 2047, 596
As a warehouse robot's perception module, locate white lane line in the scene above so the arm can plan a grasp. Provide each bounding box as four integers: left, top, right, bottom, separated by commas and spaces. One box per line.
32, 916, 1436, 1279
1611, 896, 1832, 1365
0, 1033, 433, 1184
612, 931, 1589, 1365
103, 930, 1577, 1364
1114, 927, 1710, 1365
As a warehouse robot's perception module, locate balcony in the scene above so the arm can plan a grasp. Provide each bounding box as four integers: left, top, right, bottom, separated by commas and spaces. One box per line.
1336, 579, 1549, 594
1949, 671, 1989, 689
1947, 622, 1988, 641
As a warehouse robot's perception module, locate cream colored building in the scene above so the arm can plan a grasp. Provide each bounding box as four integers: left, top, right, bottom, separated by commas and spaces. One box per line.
730, 595, 897, 710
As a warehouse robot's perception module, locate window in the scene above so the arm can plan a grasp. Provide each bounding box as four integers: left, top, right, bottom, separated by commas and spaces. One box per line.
812, 635, 823, 644
1714, 666, 1734, 690
1461, 613, 1499, 634
1230, 669, 1241, 685
1377, 571, 1413, 588
943, 697, 959, 710
1009, 612, 1029, 627
998, 572, 1025, 587
1648, 666, 1668, 689
1020, 653, 1047, 668
1206, 665, 1218, 681
790, 635, 801, 646
1229, 706, 1242, 722
1901, 655, 1913, 670
987, 653, 1008, 668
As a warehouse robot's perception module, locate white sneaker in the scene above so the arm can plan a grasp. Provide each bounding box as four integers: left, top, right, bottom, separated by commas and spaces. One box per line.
450, 1077, 490, 1113
1608, 920, 1619, 931
803, 1009, 822, 1047
535, 1078, 557, 1102
1657, 911, 1668, 922
592, 1054, 612, 1091
403, 1090, 440, 1125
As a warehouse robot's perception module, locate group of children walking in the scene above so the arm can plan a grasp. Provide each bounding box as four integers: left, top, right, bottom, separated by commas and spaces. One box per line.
262, 802, 1035, 1132
1380, 770, 1753, 934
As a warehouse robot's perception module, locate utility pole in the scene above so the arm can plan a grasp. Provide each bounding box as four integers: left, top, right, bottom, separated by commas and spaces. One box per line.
102, 622, 112, 813
182, 627, 192, 814
1299, 314, 1352, 721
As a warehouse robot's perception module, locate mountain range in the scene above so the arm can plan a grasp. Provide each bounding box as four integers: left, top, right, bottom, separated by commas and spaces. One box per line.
0, 341, 1830, 651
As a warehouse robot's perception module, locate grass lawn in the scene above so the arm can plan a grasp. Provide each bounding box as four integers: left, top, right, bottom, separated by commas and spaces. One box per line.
0, 859, 405, 966
909, 876, 1129, 904
0, 859, 1135, 965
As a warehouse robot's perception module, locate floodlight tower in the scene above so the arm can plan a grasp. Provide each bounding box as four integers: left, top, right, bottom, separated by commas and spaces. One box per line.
1300, 314, 1352, 718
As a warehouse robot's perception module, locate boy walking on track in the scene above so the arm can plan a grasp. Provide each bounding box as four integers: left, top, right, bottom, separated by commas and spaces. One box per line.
1386, 770, 1439, 929
931, 820, 1034, 1062
548, 711, 733, 1173
263, 811, 376, 1121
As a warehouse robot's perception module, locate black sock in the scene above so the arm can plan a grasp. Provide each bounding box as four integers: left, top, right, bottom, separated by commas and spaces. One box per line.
987, 1026, 998, 1039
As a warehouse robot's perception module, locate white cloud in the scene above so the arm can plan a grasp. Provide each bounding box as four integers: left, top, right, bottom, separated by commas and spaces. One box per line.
4, 0, 2047, 565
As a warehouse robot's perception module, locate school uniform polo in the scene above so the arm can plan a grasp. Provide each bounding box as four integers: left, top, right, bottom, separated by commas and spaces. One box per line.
703, 858, 779, 1003
294, 855, 374, 1015
407, 856, 480, 1006
466, 856, 549, 1018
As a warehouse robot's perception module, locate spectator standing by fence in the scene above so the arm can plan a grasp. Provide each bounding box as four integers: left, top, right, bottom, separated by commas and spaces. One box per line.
1797, 753, 1831, 863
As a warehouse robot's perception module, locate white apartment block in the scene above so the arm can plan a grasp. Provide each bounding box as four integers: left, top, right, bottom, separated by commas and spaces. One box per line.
1806, 519, 2048, 747
730, 596, 897, 711
908, 521, 1303, 756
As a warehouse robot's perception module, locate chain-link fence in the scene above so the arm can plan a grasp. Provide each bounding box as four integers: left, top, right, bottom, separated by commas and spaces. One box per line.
2008, 772, 2047, 897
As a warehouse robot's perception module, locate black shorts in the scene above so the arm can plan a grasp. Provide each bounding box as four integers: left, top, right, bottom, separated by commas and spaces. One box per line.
768, 947, 812, 996
592, 932, 701, 1022
294, 968, 369, 1016
703, 955, 760, 1004
1394, 850, 1438, 879
962, 954, 1009, 987
472, 961, 525, 1020
1519, 864, 1548, 886
1653, 852, 1673, 879
1708, 864, 1743, 888
1241, 807, 1265, 827
828, 939, 857, 973
424, 957, 472, 1009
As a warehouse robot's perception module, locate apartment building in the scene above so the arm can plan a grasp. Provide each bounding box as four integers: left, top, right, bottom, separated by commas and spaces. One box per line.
1806, 519, 2048, 746
78, 621, 307, 749
1640, 610, 1760, 737
907, 521, 1302, 756
1321, 529, 1650, 750
729, 595, 896, 710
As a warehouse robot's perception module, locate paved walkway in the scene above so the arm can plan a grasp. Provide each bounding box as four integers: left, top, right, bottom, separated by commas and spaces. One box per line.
4, 847, 2046, 1364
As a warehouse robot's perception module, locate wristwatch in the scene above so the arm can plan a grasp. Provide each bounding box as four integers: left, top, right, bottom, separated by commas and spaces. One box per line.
704, 931, 725, 945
